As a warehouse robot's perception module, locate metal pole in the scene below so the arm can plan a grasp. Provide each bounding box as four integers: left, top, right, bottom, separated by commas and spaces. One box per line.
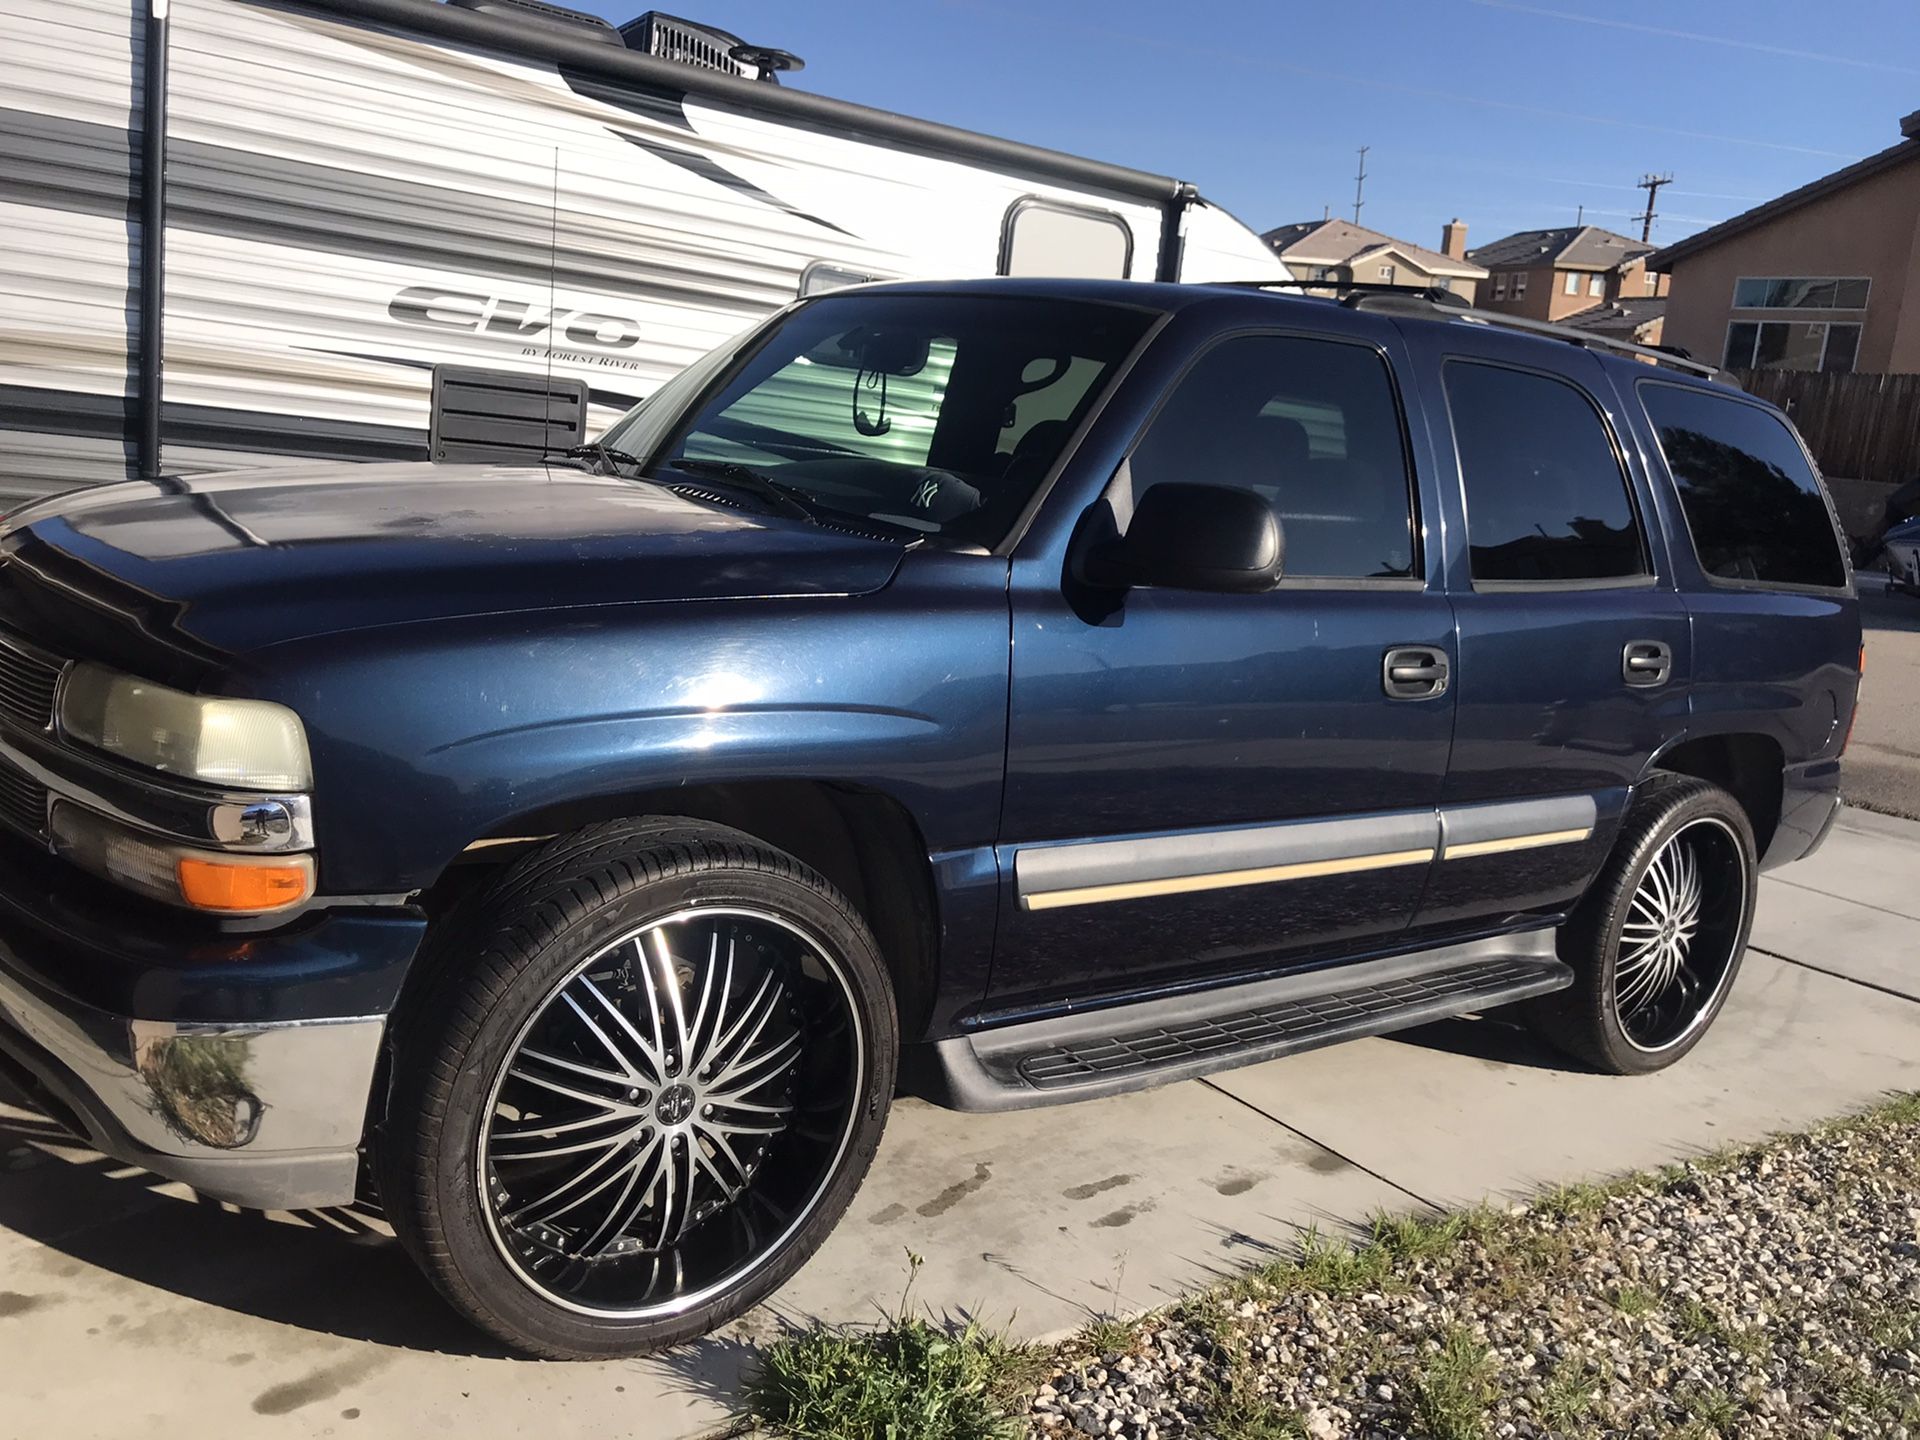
137, 0, 170, 479
1352, 146, 1369, 224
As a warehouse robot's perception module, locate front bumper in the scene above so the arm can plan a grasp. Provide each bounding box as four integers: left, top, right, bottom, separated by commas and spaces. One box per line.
0, 964, 382, 1209
0, 837, 425, 1210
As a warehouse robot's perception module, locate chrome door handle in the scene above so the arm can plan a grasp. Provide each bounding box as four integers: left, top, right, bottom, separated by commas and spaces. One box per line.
1622, 640, 1673, 688
1384, 646, 1450, 700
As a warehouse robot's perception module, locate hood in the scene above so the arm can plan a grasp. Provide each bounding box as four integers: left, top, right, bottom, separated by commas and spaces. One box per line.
0, 462, 908, 667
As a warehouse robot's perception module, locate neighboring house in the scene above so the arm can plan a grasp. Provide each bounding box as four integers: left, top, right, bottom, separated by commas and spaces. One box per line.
1261, 218, 1488, 303
1469, 226, 1669, 323
1651, 108, 1920, 375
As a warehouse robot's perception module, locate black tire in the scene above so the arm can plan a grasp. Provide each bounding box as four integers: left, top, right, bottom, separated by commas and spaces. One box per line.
378, 818, 897, 1359
1525, 774, 1757, 1076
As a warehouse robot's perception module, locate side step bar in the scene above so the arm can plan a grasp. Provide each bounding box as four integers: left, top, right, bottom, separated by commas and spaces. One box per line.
908, 933, 1573, 1112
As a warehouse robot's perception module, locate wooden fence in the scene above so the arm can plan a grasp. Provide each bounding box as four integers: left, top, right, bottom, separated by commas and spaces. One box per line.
1733, 369, 1920, 485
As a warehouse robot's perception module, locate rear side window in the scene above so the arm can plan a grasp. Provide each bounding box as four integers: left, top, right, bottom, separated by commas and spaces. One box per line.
1445, 361, 1646, 583
1127, 334, 1416, 579
1638, 384, 1846, 590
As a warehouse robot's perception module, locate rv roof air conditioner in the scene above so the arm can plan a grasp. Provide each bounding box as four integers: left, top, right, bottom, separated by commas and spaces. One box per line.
619, 11, 804, 83
446, 0, 623, 44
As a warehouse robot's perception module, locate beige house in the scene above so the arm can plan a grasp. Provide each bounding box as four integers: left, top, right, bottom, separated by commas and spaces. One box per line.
1261, 218, 1488, 303
1468, 226, 1669, 333
1651, 109, 1920, 374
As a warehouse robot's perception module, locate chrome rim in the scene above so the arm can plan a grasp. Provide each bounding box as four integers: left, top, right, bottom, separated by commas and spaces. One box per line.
1613, 817, 1746, 1053
477, 906, 863, 1319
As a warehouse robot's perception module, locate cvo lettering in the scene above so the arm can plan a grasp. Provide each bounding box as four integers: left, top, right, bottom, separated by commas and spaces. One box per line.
387, 286, 641, 350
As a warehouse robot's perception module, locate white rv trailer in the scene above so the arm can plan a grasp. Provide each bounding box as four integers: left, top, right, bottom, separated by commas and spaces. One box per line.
0, 0, 1286, 498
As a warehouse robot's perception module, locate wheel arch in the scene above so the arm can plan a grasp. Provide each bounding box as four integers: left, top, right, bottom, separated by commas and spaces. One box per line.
415, 779, 945, 1041
1643, 731, 1784, 859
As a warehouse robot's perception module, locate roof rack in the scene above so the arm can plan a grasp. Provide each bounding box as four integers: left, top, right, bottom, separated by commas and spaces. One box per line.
1212, 279, 1721, 380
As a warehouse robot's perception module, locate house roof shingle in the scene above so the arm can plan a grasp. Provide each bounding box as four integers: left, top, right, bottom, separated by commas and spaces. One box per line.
1468, 225, 1652, 272
1558, 296, 1667, 336
1259, 218, 1487, 279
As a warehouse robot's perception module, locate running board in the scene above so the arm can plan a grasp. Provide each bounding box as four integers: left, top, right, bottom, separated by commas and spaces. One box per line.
908, 933, 1573, 1112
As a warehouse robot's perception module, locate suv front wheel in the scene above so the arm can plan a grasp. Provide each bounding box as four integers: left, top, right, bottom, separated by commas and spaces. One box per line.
1526, 774, 1757, 1075
379, 819, 897, 1358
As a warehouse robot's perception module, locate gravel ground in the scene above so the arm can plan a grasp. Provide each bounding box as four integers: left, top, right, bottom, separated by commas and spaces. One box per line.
1020, 1098, 1920, 1440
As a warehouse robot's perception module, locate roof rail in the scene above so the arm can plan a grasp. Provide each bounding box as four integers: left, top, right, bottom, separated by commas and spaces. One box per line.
1210, 279, 1721, 380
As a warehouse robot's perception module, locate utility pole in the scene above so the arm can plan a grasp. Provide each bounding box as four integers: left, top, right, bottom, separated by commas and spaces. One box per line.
1352, 146, 1369, 224
1636, 173, 1672, 243
1576, 203, 1584, 225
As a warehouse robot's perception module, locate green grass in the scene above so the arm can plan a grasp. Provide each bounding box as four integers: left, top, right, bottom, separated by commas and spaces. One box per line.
1535, 1351, 1602, 1436
1610, 1283, 1658, 1318
1405, 1326, 1497, 1440
746, 1253, 1037, 1440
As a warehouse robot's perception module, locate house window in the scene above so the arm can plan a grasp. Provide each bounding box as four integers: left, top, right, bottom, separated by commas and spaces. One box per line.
1644, 270, 1658, 293
1433, 275, 1453, 292
1309, 265, 1332, 281
1493, 275, 1507, 300
1379, 264, 1397, 283
1731, 277, 1871, 310
1589, 274, 1604, 297
1564, 273, 1580, 295
1722, 320, 1862, 373
1513, 272, 1529, 298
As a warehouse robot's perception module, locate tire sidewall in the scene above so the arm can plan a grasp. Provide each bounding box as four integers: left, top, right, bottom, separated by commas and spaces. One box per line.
416, 860, 896, 1358
1586, 783, 1757, 1075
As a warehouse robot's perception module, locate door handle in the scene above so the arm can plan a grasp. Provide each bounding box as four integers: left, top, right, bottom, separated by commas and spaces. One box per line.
1622, 640, 1673, 688
1383, 646, 1450, 700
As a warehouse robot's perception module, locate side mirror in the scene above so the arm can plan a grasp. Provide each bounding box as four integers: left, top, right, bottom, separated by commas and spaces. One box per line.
1079, 483, 1285, 594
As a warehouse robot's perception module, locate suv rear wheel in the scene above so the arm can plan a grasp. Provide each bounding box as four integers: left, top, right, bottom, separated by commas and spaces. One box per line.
1526, 774, 1757, 1075
379, 819, 896, 1358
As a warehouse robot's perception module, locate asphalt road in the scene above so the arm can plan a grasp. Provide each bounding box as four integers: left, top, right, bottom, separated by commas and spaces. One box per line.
1844, 577, 1920, 821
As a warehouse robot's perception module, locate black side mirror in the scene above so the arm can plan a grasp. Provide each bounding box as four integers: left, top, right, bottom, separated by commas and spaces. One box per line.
1079, 483, 1285, 594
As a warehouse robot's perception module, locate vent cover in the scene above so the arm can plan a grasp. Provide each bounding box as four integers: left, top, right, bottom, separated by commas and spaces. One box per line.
620, 12, 801, 82
429, 367, 590, 466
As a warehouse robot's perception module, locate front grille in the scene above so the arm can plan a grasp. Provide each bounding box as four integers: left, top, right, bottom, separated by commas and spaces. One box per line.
0, 633, 63, 732
0, 755, 49, 838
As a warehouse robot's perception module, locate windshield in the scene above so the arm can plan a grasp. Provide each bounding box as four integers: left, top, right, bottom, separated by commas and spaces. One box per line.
605, 293, 1155, 548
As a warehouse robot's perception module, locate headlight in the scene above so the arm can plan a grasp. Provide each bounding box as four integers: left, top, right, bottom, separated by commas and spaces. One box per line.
59, 664, 312, 791
50, 802, 315, 915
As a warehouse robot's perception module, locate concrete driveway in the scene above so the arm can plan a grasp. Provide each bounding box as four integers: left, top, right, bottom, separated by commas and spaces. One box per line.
4, 807, 1918, 1440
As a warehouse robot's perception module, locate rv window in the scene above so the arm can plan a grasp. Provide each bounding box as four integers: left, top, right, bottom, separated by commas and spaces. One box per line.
635, 293, 1155, 547
799, 262, 884, 297
1000, 198, 1134, 280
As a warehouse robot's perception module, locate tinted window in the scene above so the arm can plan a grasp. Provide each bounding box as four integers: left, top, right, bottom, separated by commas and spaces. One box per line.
634, 295, 1153, 548
1639, 383, 1846, 589
1446, 362, 1645, 582
1128, 335, 1416, 579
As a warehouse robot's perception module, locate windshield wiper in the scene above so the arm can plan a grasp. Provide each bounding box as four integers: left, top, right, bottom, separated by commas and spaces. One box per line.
661, 457, 824, 523
560, 441, 648, 476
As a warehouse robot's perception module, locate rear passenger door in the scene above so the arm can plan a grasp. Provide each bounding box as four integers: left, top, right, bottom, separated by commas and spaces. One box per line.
1396, 329, 1692, 934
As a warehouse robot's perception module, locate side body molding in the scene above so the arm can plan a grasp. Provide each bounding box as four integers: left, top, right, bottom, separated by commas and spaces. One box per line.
1012, 795, 1600, 913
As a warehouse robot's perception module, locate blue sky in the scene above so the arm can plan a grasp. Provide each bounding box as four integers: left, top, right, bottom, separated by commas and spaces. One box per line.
578, 0, 1920, 253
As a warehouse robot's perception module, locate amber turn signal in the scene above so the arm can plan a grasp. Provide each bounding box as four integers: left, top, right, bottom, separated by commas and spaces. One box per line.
177, 856, 316, 913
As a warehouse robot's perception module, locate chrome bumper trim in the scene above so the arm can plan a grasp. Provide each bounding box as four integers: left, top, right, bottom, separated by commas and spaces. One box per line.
0, 965, 380, 1210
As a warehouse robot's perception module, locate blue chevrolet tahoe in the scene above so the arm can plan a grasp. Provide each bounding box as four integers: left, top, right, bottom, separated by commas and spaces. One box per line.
0, 279, 1860, 1356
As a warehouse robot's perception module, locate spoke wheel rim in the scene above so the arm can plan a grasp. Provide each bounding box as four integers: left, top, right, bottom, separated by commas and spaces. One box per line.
1612, 817, 1746, 1054
476, 905, 864, 1320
